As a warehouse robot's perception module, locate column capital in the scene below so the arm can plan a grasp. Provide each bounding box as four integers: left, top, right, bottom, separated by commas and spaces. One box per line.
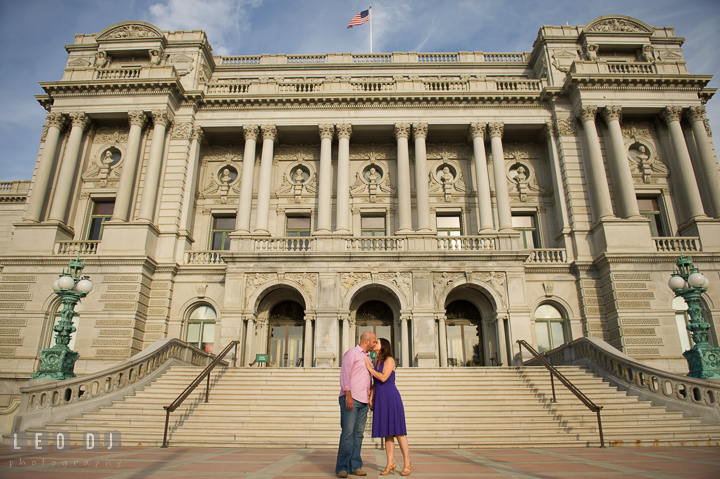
243, 125, 259, 141
336, 123, 352, 139
660, 106, 683, 124
128, 110, 148, 128
319, 123, 335, 140
412, 123, 428, 140
261, 124, 277, 141
469, 122, 486, 139
192, 125, 204, 142
69, 111, 90, 130
600, 105, 622, 123
151, 109, 173, 127
45, 112, 66, 130
544, 121, 555, 139
685, 106, 707, 123
577, 105, 597, 123
487, 122, 504, 138
394, 123, 411, 139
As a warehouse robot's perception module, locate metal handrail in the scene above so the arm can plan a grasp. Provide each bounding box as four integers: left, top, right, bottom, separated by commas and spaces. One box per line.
161, 340, 240, 448
517, 339, 605, 448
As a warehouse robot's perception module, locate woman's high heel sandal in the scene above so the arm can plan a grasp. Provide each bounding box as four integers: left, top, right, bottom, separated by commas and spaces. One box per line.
400, 463, 412, 476
380, 462, 396, 475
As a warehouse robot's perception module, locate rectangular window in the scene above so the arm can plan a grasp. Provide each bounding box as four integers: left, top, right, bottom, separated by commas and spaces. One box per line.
211, 216, 235, 250
87, 200, 115, 240
286, 215, 311, 236
637, 197, 667, 237
361, 215, 386, 236
512, 214, 539, 249
436, 215, 462, 236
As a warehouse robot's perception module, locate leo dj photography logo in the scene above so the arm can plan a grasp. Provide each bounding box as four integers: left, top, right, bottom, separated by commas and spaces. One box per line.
10, 431, 121, 452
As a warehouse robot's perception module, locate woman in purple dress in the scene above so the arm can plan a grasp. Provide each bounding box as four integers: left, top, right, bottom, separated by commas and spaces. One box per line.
364, 338, 412, 476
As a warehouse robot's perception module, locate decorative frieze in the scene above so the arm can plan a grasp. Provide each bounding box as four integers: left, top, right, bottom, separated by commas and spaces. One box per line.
0, 347, 17, 356
95, 349, 129, 357
103, 275, 140, 283
340, 272, 371, 292
92, 339, 130, 347
623, 328, 657, 336
103, 303, 136, 311
617, 301, 651, 309
617, 292, 654, 299
107, 284, 138, 291
0, 328, 21, 336
0, 303, 25, 310
625, 348, 660, 356
0, 284, 29, 291
0, 337, 22, 346
615, 283, 648, 289
1, 275, 36, 282
0, 318, 27, 326
95, 319, 133, 328
99, 329, 132, 337
0, 293, 32, 301
100, 293, 137, 301
613, 273, 651, 281
621, 317, 660, 325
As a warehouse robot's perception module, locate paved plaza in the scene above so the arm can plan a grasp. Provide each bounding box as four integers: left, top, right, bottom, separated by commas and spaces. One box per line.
0, 445, 718, 478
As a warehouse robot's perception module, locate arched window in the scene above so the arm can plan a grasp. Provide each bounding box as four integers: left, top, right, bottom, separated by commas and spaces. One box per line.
445, 300, 483, 367
534, 304, 566, 353
186, 305, 216, 353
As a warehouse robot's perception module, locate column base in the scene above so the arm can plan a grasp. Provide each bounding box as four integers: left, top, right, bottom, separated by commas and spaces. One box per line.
590, 217, 654, 254
395, 228, 414, 234
12, 221, 74, 255
98, 221, 159, 257
678, 217, 720, 251
478, 228, 496, 235
251, 229, 271, 236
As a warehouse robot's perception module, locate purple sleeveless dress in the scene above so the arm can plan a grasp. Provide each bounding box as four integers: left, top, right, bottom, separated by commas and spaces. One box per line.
372, 361, 407, 437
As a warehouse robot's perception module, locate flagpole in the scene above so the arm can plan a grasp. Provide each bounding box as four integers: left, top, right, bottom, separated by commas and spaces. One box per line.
369, 5, 373, 54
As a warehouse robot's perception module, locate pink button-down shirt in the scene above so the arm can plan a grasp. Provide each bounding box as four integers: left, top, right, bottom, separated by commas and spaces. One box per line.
338, 345, 372, 403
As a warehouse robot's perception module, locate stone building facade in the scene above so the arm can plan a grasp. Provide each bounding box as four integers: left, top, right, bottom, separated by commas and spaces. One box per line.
1, 16, 719, 389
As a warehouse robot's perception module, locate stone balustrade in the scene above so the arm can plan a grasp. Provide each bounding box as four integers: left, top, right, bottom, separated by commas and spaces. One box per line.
185, 251, 226, 265
436, 236, 497, 251
523, 336, 720, 424
572, 60, 685, 75
54, 240, 100, 255
13, 338, 220, 433
526, 248, 567, 263
653, 236, 701, 252
94, 67, 142, 80
0, 180, 29, 202
254, 237, 314, 252
345, 236, 405, 252
607, 62, 656, 74
219, 51, 530, 66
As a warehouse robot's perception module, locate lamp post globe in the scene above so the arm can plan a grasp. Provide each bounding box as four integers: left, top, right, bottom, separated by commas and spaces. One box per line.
688, 272, 705, 288
668, 275, 685, 291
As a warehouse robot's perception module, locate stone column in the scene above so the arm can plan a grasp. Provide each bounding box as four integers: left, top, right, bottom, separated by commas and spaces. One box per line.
400, 315, 410, 367
178, 125, 204, 233
25, 113, 66, 223
137, 110, 172, 222
395, 123, 413, 233
316, 124, 335, 234
244, 317, 256, 366
48, 112, 90, 224
304, 315, 313, 367
544, 122, 571, 232
254, 125, 277, 235
437, 315, 448, 368
660, 107, 706, 220
496, 314, 508, 366
470, 123, 494, 232
686, 106, 720, 218
413, 123, 432, 232
236, 125, 259, 233
112, 110, 148, 222
600, 106, 641, 219
577, 105, 614, 221
488, 123, 512, 230
341, 315, 350, 359
335, 125, 352, 233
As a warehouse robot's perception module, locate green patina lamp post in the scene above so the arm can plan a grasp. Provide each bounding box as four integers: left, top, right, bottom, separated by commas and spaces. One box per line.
31, 256, 93, 380
668, 255, 720, 379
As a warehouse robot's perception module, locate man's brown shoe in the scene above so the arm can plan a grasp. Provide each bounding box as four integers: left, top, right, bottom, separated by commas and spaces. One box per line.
351, 470, 368, 476
337, 472, 348, 478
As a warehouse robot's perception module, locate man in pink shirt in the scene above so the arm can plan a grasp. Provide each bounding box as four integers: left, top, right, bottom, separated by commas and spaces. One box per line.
335, 330, 375, 478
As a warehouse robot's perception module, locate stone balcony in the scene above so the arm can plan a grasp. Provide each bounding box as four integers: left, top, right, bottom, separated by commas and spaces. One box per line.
0, 181, 29, 203
218, 51, 531, 66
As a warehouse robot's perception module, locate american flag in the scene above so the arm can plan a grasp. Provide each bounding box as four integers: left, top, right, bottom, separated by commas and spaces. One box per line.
347, 9, 369, 29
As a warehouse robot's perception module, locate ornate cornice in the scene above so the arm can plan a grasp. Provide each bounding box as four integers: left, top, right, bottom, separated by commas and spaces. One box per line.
685, 106, 706, 123
469, 123, 485, 140
577, 105, 597, 123
600, 105, 621, 123
318, 124, 335, 140
128, 110, 148, 128
565, 75, 712, 93
243, 125, 259, 141
261, 125, 277, 142
336, 124, 352, 139
412, 123, 428, 140
394, 123, 411, 140
660, 106, 683, 125
487, 122, 504, 138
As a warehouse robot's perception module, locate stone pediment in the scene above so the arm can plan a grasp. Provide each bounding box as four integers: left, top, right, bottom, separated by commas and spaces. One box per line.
96, 22, 164, 40
584, 16, 653, 35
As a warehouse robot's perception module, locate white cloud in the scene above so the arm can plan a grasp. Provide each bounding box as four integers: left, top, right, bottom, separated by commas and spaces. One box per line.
146, 0, 262, 55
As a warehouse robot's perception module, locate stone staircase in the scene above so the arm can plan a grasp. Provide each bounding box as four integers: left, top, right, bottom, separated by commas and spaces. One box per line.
35, 366, 720, 448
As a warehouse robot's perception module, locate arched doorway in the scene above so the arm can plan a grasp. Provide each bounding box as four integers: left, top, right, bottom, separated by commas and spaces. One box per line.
356, 300, 395, 349
445, 300, 483, 367
268, 300, 305, 367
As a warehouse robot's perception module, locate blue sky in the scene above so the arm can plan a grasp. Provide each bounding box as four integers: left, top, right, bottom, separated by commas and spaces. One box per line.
0, 0, 718, 182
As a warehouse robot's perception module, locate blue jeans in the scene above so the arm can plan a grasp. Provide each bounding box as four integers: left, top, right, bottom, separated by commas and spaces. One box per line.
335, 397, 369, 475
